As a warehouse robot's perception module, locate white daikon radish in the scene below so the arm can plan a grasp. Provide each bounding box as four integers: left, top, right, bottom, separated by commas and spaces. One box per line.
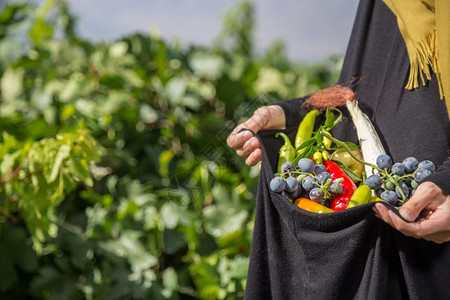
345, 99, 385, 176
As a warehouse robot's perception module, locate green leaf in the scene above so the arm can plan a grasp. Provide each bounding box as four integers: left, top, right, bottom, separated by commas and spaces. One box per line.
165, 77, 187, 104
189, 261, 221, 300
0, 3, 28, 25
29, 0, 56, 46
1, 67, 24, 102
331, 159, 362, 182
139, 104, 158, 124
49, 144, 70, 182
99, 91, 130, 114
228, 256, 249, 279
203, 205, 248, 238
67, 158, 93, 187
5, 227, 39, 272
108, 41, 128, 57
189, 52, 224, 80
0, 247, 17, 291
160, 202, 179, 229
164, 228, 186, 255
293, 144, 314, 164
117, 199, 140, 220
179, 95, 202, 110
64, 233, 90, 269
162, 267, 178, 296
197, 233, 218, 256
295, 137, 316, 152
159, 150, 174, 178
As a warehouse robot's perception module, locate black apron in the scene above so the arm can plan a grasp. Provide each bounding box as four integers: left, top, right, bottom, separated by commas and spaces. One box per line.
244, 0, 450, 299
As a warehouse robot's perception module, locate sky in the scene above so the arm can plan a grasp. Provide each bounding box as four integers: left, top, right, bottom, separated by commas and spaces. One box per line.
47, 0, 360, 62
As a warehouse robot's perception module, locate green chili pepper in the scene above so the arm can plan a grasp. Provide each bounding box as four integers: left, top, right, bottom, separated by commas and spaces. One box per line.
295, 109, 320, 154
276, 132, 296, 172
346, 184, 372, 209
369, 196, 383, 202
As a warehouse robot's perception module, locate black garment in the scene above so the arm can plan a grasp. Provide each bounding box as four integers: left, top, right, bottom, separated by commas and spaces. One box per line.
278, 0, 450, 194
244, 0, 450, 299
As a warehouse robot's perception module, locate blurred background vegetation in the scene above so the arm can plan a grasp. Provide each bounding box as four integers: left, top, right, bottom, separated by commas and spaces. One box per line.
0, 0, 341, 299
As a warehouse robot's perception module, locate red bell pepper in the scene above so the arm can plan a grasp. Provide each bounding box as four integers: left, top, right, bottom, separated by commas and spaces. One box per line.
323, 160, 357, 211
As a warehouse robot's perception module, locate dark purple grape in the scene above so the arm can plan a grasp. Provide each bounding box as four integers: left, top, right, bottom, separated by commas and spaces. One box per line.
403, 178, 412, 187
314, 164, 327, 174
394, 201, 403, 208
317, 172, 332, 185
376, 154, 392, 169
285, 176, 299, 192
301, 176, 316, 191
290, 186, 303, 199
414, 169, 432, 183
270, 177, 285, 193
418, 160, 435, 173
402, 157, 418, 173
375, 188, 385, 197
391, 163, 405, 176
366, 174, 382, 190
297, 158, 314, 173
395, 182, 409, 199
297, 174, 307, 183
281, 162, 295, 173
329, 181, 342, 195
380, 190, 398, 205
309, 188, 324, 202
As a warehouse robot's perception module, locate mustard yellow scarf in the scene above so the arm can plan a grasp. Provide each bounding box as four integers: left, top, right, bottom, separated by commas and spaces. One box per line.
383, 0, 450, 118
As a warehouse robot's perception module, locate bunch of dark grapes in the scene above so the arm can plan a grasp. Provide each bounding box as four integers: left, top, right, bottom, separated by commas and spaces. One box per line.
366, 155, 435, 206
269, 158, 344, 204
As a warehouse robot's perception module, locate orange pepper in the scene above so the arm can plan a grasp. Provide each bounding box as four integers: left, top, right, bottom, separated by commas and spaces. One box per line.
294, 198, 334, 213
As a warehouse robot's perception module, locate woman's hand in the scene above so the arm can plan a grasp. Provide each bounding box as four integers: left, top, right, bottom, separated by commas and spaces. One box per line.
226, 105, 286, 166
373, 181, 450, 244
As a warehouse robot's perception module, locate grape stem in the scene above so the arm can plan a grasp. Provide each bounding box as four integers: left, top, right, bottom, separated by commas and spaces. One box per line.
320, 131, 378, 170
320, 131, 407, 202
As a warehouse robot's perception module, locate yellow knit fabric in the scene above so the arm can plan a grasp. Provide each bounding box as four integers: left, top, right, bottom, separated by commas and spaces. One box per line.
383, 0, 450, 119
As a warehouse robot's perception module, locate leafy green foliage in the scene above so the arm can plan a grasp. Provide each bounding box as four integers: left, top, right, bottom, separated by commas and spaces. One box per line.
0, 128, 102, 252
0, 0, 340, 298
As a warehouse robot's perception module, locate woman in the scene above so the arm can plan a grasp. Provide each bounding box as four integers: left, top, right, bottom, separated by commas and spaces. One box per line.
227, 0, 450, 244
228, 1, 450, 298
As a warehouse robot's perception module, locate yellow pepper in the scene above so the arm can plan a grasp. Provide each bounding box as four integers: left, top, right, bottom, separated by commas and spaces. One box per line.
330, 149, 364, 179
322, 135, 332, 149
313, 151, 323, 164
346, 184, 372, 209
295, 198, 334, 213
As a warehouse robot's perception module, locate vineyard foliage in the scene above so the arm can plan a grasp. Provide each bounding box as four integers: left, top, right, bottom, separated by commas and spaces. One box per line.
0, 0, 340, 299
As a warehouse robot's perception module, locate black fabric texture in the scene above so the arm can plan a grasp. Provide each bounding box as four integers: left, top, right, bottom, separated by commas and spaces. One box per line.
245, 128, 450, 299
244, 0, 450, 299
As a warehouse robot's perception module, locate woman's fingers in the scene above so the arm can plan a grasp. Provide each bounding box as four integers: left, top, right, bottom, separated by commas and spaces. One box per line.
245, 148, 262, 166
227, 128, 254, 150
227, 105, 286, 166
236, 137, 260, 157
372, 184, 450, 244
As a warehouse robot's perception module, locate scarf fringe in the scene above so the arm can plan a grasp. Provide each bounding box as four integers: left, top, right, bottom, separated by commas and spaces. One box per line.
405, 29, 444, 98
